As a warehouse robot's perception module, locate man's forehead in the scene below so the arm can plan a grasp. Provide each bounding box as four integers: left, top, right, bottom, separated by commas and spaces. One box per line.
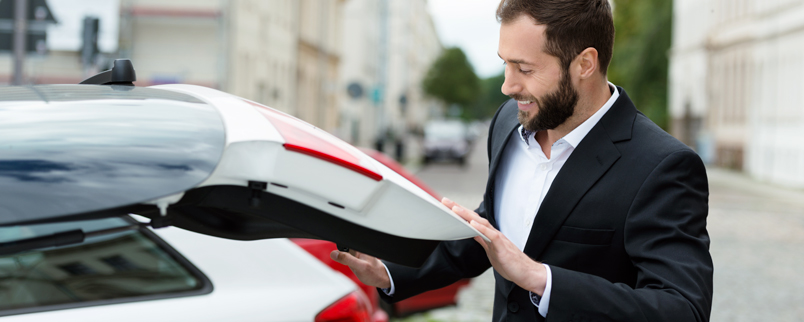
498, 16, 547, 65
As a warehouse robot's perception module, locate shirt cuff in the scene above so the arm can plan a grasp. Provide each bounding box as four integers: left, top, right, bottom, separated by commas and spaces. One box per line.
529, 264, 552, 318
380, 262, 396, 296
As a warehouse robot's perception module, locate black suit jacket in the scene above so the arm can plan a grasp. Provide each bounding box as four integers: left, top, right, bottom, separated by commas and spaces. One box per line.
380, 88, 713, 322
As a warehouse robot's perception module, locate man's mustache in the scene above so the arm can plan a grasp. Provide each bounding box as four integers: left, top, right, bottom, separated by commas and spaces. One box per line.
509, 94, 537, 102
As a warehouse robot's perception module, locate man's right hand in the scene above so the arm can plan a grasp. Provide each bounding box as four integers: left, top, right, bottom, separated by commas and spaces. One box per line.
330, 249, 392, 289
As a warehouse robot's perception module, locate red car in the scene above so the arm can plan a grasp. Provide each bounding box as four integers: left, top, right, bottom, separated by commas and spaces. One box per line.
292, 148, 470, 319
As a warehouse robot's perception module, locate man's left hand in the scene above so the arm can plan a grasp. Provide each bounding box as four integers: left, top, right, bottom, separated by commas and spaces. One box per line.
442, 197, 548, 296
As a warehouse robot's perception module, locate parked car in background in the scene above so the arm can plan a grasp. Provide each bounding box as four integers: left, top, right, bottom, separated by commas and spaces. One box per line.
0, 60, 484, 320
422, 121, 471, 166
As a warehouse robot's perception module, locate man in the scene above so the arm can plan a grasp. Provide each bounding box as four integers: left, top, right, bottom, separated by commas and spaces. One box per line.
332, 0, 713, 321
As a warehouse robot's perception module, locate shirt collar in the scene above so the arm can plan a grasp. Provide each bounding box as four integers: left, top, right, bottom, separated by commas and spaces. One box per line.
519, 127, 533, 145
518, 83, 619, 148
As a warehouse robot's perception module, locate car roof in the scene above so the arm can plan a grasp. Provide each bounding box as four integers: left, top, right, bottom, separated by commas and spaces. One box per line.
0, 85, 225, 226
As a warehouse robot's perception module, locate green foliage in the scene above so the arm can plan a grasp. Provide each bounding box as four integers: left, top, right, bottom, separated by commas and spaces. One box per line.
607, 0, 673, 129
467, 71, 509, 120
422, 47, 481, 112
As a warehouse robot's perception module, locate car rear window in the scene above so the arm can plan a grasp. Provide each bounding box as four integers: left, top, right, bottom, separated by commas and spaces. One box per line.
424, 122, 467, 140
0, 217, 211, 317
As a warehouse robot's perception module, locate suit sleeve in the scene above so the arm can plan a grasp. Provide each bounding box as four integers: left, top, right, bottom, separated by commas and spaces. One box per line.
546, 150, 713, 322
378, 202, 492, 302
378, 100, 512, 303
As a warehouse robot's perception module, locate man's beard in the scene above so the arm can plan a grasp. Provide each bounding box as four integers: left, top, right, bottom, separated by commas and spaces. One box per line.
514, 71, 579, 132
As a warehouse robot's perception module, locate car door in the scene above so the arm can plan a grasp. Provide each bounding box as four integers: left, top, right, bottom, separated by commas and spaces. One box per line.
0, 85, 484, 268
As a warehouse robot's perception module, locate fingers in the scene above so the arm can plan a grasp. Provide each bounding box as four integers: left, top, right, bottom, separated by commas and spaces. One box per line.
473, 235, 490, 250
331, 249, 380, 267
441, 197, 456, 209
470, 219, 494, 236
451, 204, 484, 224
443, 197, 486, 223
330, 249, 391, 288
443, 197, 493, 244
330, 250, 363, 268
330, 249, 344, 262
470, 220, 495, 246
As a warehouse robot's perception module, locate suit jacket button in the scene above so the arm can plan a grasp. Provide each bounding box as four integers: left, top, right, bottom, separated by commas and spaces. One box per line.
508, 302, 519, 313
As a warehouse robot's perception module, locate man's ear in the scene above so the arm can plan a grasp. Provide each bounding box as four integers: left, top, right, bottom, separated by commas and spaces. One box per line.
575, 47, 599, 79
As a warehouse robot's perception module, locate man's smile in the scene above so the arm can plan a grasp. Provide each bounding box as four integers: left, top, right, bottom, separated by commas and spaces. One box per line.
517, 100, 535, 110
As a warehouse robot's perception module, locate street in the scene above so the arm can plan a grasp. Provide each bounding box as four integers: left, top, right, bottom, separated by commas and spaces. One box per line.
400, 130, 496, 321
397, 131, 804, 322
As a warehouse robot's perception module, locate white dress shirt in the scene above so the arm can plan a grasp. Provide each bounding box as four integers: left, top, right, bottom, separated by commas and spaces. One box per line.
384, 84, 620, 318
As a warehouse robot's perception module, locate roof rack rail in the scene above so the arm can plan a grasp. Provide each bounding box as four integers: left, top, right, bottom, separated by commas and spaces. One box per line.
79, 59, 137, 86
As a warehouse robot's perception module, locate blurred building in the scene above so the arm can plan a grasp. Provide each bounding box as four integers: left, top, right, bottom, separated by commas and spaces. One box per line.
0, 0, 64, 84
339, 0, 381, 146
2, 0, 443, 159
119, 0, 301, 116
384, 0, 443, 155
339, 0, 442, 158
297, 0, 343, 133
670, 0, 804, 188
121, 0, 347, 130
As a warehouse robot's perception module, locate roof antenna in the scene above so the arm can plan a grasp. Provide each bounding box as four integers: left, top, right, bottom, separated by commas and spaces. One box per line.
79, 59, 136, 86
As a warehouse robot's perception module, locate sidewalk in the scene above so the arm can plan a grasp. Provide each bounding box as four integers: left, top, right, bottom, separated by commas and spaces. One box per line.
707, 166, 804, 212
706, 167, 804, 322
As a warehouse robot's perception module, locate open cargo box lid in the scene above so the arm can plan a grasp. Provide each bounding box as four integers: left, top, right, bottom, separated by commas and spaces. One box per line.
0, 85, 485, 267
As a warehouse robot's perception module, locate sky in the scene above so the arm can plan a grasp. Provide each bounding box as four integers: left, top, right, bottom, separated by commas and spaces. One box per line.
427, 0, 504, 78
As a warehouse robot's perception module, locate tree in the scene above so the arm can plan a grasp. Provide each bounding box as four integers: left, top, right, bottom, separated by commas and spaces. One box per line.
608, 0, 673, 129
422, 47, 481, 115
467, 71, 509, 120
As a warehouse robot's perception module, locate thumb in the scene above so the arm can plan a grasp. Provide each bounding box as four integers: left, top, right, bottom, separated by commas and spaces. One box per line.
330, 250, 362, 267
329, 250, 340, 261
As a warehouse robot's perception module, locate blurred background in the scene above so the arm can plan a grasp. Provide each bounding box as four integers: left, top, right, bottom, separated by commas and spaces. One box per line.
1, 0, 803, 321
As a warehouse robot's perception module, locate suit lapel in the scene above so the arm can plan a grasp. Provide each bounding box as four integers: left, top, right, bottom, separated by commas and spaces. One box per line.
488, 100, 520, 176
520, 125, 620, 258
485, 99, 520, 229
522, 88, 636, 260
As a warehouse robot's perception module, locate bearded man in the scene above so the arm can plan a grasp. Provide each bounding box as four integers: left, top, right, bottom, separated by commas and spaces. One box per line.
332, 0, 714, 321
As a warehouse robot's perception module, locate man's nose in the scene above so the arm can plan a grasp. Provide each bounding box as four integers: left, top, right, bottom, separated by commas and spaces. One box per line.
500, 66, 521, 97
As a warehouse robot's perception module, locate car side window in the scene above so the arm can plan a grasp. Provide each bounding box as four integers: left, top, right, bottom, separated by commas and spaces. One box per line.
0, 217, 211, 317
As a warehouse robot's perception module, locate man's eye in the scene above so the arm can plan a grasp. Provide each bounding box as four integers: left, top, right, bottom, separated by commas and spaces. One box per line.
519, 69, 532, 74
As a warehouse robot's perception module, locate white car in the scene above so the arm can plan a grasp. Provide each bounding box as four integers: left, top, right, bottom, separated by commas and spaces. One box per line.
0, 218, 371, 321
0, 60, 484, 320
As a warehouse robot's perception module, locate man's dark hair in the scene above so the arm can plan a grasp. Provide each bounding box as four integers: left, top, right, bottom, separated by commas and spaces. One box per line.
496, 0, 614, 75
